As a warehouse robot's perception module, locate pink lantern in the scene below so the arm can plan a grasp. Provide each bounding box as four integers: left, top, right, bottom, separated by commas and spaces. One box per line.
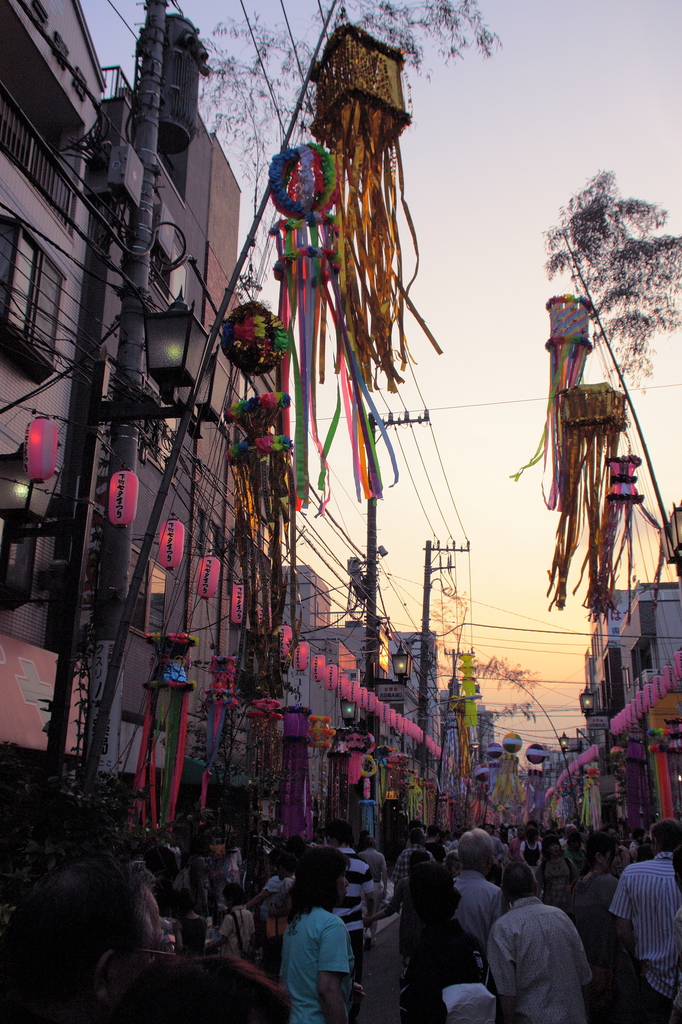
339, 673, 350, 699
279, 623, 292, 658
675, 651, 682, 682
389, 709, 397, 729
24, 417, 58, 481
158, 519, 185, 569
643, 683, 654, 711
293, 641, 310, 672
348, 679, 359, 703
196, 555, 220, 599
325, 664, 339, 691
375, 699, 384, 721
231, 585, 244, 622
108, 470, 138, 526
653, 675, 666, 703
367, 691, 377, 712
312, 654, 326, 682
396, 714, 403, 731
635, 691, 644, 717
358, 687, 368, 711
663, 666, 674, 692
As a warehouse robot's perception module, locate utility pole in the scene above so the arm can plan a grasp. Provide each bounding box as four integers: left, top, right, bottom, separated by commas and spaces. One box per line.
90, 1, 167, 771
417, 539, 470, 773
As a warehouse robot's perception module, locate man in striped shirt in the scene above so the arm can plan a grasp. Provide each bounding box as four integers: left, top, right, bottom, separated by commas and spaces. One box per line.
326, 819, 375, 1021
610, 817, 682, 1024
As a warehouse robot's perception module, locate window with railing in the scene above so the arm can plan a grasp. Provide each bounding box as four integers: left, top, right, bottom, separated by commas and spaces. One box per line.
0, 220, 63, 381
0, 79, 76, 224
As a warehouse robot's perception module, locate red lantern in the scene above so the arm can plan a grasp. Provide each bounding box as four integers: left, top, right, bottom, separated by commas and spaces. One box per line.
339, 673, 350, 698
312, 654, 326, 682
196, 556, 220, 599
108, 470, 138, 526
158, 519, 185, 569
325, 664, 339, 691
279, 623, 292, 658
635, 691, 644, 717
389, 709, 396, 729
231, 584, 245, 624
675, 651, 682, 682
293, 641, 310, 672
24, 417, 58, 481
367, 691, 376, 712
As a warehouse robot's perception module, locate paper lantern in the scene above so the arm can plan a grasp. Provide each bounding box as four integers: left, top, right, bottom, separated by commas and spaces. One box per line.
358, 687, 368, 711
389, 709, 396, 729
487, 742, 503, 760
643, 682, 654, 710
158, 518, 185, 569
367, 691, 377, 712
502, 732, 523, 754
526, 742, 547, 765
395, 713, 403, 731
339, 673, 350, 698
375, 699, 385, 721
293, 641, 310, 672
324, 664, 339, 691
675, 651, 682, 682
231, 585, 244, 622
635, 691, 644, 717
24, 417, 58, 481
196, 555, 220, 599
312, 654, 326, 682
279, 623, 292, 658
108, 470, 139, 526
663, 666, 674, 692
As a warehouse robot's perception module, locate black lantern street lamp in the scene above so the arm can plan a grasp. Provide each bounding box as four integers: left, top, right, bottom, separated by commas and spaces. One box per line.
579, 687, 596, 716
340, 698, 356, 723
391, 647, 413, 680
145, 295, 207, 393
0, 449, 56, 520
195, 348, 231, 423
559, 732, 570, 752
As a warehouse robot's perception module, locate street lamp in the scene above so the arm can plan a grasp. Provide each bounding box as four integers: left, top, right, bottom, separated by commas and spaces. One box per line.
145, 295, 207, 393
0, 449, 57, 520
340, 699, 356, 723
194, 348, 231, 423
579, 687, 596, 716
392, 648, 413, 680
559, 732, 569, 752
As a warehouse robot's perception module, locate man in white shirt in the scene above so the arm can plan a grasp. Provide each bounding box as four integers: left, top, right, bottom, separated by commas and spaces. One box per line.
357, 835, 388, 948
454, 828, 507, 948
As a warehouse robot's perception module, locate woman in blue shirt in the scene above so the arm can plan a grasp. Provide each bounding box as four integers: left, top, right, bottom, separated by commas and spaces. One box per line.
281, 847, 357, 1024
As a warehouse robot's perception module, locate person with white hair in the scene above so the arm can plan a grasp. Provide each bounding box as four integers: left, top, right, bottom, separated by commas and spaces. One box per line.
454, 828, 508, 948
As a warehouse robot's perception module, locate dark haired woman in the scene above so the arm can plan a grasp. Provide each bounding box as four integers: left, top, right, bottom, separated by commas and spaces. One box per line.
399, 861, 497, 1024
280, 846, 357, 1024
537, 833, 577, 916
572, 832, 640, 1024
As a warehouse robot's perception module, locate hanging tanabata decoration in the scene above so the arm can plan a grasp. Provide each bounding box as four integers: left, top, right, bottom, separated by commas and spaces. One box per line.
524, 743, 548, 821
547, 382, 627, 612
513, 295, 592, 506
222, 383, 294, 699
580, 764, 602, 830
491, 732, 525, 812
247, 698, 283, 824
309, 714, 335, 828
200, 655, 238, 807
134, 633, 197, 826
469, 764, 489, 825
278, 706, 313, 839
648, 728, 674, 820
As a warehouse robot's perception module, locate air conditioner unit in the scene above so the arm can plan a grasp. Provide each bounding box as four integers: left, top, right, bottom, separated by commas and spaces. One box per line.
637, 669, 656, 688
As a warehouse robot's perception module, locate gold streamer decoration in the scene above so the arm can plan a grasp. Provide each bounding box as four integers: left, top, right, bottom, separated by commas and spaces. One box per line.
547, 383, 626, 611
311, 24, 435, 394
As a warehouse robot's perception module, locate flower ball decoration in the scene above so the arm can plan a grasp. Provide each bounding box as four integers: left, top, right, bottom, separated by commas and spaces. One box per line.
487, 741, 503, 760
502, 732, 523, 755
526, 743, 548, 765
473, 764, 490, 783
221, 302, 289, 376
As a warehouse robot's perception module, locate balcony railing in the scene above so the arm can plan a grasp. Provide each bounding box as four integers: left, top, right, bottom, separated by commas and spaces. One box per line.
0, 79, 76, 224
102, 66, 133, 103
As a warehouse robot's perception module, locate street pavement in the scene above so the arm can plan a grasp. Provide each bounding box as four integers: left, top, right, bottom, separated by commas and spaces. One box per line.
359, 918, 401, 1024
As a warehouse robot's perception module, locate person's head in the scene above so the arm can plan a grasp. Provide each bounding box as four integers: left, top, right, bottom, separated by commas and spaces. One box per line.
111, 955, 290, 1024
632, 827, 645, 843
363, 835, 377, 849
501, 861, 537, 903
0, 854, 160, 1022
541, 834, 562, 861
409, 862, 461, 926
284, 834, 307, 860
325, 819, 354, 849
636, 844, 654, 862
408, 827, 425, 846
426, 825, 442, 840
409, 849, 432, 872
288, 847, 348, 921
651, 819, 682, 854
222, 882, 247, 909
482, 823, 494, 835
567, 831, 582, 850
585, 831, 617, 872
525, 826, 538, 843
443, 850, 461, 878
457, 828, 494, 875
407, 819, 424, 831
276, 852, 297, 878
173, 889, 196, 917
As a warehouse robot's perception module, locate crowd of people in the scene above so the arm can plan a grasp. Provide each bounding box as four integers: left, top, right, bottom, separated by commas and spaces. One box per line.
3, 817, 682, 1024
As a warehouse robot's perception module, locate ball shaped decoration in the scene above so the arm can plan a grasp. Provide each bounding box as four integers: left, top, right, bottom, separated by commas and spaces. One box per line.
221, 301, 289, 376
526, 742, 548, 765
487, 741, 503, 760
473, 764, 489, 782
502, 732, 523, 754
268, 143, 336, 219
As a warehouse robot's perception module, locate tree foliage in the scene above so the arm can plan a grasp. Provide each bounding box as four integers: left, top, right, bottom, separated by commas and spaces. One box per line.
545, 171, 682, 381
